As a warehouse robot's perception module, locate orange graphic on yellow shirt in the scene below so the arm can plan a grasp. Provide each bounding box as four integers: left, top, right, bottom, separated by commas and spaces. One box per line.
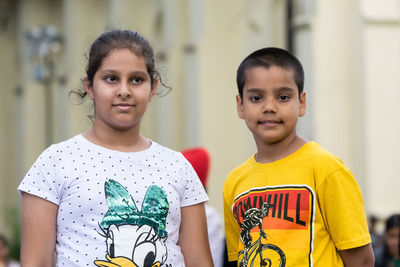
233, 188, 310, 230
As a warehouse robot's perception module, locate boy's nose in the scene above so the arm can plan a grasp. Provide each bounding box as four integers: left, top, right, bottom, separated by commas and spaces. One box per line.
262, 99, 276, 113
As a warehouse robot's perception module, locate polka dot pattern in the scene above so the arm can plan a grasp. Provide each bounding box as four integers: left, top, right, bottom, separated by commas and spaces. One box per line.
18, 134, 208, 266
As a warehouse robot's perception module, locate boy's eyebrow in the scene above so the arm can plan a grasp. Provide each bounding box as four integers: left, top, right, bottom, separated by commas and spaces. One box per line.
245, 88, 265, 94
274, 87, 296, 94
245, 87, 296, 94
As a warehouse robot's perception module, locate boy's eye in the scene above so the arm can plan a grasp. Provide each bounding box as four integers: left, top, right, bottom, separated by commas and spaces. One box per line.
278, 95, 290, 101
250, 96, 262, 102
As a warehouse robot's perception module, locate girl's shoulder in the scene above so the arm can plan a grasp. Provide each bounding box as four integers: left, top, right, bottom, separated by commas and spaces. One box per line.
31, 135, 81, 162
149, 141, 189, 164
150, 141, 182, 157
50, 134, 84, 150
149, 141, 197, 174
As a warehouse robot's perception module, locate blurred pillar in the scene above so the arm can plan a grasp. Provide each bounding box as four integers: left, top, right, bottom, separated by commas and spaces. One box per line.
197, 0, 287, 213
312, 0, 366, 196
61, 0, 106, 137
184, 0, 203, 147
361, 0, 400, 217
0, 0, 17, 234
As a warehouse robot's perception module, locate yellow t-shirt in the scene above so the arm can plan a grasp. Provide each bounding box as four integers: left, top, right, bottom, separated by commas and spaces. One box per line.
223, 141, 371, 266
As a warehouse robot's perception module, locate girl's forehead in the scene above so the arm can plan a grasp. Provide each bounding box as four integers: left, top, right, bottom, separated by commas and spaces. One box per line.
103, 48, 144, 61
98, 48, 147, 71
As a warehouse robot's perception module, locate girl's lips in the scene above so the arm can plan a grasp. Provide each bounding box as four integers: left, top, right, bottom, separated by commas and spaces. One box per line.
113, 104, 134, 111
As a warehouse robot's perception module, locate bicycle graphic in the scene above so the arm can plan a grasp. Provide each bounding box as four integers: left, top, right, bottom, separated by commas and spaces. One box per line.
238, 235, 286, 267
238, 202, 286, 267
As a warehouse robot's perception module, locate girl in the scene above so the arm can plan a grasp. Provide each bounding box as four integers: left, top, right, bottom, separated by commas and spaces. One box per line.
375, 214, 400, 267
18, 29, 213, 267
0, 235, 20, 267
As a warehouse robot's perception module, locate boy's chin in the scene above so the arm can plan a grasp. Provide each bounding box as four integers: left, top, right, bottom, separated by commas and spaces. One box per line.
255, 133, 295, 145
255, 135, 285, 145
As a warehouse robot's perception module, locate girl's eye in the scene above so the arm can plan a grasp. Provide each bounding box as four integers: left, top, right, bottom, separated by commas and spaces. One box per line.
132, 77, 143, 84
105, 76, 117, 83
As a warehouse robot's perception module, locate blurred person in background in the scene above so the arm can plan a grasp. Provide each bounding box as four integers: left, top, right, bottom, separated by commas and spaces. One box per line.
182, 147, 225, 267
374, 214, 400, 267
370, 215, 383, 249
0, 234, 20, 267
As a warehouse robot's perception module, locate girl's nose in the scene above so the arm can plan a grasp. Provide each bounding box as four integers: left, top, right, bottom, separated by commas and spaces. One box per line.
117, 82, 131, 97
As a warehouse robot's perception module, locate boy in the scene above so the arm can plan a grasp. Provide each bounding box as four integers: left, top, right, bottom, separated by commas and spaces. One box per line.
223, 47, 374, 266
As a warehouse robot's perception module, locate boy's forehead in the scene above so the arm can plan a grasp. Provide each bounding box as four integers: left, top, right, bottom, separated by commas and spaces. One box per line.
243, 65, 297, 90
245, 65, 295, 78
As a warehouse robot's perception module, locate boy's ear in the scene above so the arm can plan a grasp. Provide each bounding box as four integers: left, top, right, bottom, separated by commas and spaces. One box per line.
236, 94, 245, 119
83, 77, 94, 100
299, 91, 306, 117
148, 79, 158, 102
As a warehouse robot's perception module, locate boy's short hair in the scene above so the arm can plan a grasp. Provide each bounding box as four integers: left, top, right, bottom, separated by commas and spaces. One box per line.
236, 47, 304, 98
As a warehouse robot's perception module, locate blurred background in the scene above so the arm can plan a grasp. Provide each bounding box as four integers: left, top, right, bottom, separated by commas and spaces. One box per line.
0, 0, 399, 260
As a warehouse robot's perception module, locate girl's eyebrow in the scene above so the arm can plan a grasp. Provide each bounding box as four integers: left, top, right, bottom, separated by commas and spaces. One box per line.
99, 70, 149, 76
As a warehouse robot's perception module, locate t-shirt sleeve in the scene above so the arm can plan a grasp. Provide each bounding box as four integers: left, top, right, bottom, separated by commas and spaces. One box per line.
179, 154, 209, 207
317, 166, 371, 251
17, 145, 61, 205
223, 177, 241, 261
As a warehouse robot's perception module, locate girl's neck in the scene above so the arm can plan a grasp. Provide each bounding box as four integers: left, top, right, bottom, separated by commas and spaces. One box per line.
83, 124, 151, 153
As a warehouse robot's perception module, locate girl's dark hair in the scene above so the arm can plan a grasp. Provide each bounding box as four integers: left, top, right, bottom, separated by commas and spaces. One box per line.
379, 214, 400, 267
385, 214, 400, 232
0, 234, 9, 247
72, 29, 168, 99
236, 47, 304, 99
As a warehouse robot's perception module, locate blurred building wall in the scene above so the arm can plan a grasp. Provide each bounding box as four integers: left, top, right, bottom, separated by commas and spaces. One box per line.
0, 0, 399, 235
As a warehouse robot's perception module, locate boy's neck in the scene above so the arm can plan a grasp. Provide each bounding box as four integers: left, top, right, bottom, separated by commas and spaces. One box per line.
254, 134, 308, 163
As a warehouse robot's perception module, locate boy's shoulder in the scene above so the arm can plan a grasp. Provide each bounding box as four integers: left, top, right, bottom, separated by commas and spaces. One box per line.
298, 141, 345, 163
302, 141, 349, 170
226, 155, 254, 178
284, 141, 351, 177
224, 141, 349, 184
230, 141, 343, 167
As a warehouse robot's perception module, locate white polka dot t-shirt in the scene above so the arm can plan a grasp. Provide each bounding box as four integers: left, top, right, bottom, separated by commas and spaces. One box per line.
18, 134, 208, 267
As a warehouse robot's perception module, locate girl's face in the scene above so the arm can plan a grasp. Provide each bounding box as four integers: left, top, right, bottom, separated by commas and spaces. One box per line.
85, 48, 157, 132
385, 226, 400, 259
0, 240, 8, 259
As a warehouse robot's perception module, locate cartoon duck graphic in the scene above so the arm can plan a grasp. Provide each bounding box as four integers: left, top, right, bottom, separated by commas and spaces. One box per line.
94, 179, 169, 267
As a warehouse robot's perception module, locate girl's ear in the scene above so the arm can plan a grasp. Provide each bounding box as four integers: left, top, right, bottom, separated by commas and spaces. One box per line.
148, 79, 159, 102
83, 77, 94, 100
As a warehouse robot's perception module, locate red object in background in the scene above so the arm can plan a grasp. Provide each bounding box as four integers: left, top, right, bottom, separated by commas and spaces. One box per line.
182, 147, 210, 188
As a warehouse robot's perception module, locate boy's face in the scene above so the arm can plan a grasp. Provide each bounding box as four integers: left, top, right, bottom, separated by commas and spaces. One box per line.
236, 65, 306, 146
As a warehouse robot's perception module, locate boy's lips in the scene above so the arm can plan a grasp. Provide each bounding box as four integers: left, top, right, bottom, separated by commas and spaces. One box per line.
258, 120, 282, 127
